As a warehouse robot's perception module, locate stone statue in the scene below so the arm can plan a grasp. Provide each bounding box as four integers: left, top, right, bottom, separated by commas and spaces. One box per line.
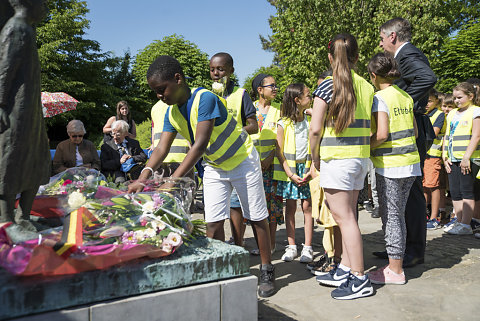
0, 0, 50, 239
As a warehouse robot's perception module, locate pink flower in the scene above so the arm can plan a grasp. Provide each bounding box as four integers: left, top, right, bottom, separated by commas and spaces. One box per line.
121, 231, 137, 244
62, 179, 73, 186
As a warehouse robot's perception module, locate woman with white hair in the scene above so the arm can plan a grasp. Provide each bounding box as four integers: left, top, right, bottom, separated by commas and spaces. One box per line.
52, 120, 101, 175
100, 120, 147, 183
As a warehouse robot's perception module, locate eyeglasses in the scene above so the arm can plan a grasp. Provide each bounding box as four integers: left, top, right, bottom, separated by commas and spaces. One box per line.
111, 131, 122, 136
261, 84, 277, 89
71, 135, 83, 138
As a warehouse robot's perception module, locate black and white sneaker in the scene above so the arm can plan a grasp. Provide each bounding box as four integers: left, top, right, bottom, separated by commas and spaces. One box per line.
331, 273, 374, 300
306, 253, 327, 271
316, 264, 349, 287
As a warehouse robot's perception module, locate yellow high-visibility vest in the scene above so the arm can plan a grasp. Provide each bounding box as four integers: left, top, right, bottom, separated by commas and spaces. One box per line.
167, 88, 253, 171
426, 108, 446, 158
319, 71, 373, 161
225, 86, 245, 126
370, 85, 420, 168
151, 100, 190, 163
273, 117, 311, 181
251, 101, 281, 161
445, 106, 480, 160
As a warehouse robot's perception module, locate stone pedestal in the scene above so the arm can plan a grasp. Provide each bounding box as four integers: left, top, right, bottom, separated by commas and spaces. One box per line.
0, 238, 256, 320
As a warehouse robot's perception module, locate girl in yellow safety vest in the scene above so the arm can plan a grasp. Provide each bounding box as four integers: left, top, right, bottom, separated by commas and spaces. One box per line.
442, 82, 480, 235
310, 33, 374, 300
251, 73, 283, 253
274, 83, 314, 263
366, 53, 421, 285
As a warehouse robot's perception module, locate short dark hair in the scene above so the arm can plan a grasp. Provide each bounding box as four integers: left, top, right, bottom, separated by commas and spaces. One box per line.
380, 17, 412, 42
146, 55, 185, 82
210, 52, 234, 68
367, 53, 401, 81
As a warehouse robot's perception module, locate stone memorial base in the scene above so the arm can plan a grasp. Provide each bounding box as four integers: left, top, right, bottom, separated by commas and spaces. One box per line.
0, 238, 257, 321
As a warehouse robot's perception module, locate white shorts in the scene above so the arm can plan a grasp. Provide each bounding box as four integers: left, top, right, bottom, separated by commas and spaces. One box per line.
203, 148, 269, 223
319, 158, 369, 191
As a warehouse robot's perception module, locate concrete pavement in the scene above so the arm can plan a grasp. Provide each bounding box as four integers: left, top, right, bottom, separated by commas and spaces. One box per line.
195, 205, 480, 321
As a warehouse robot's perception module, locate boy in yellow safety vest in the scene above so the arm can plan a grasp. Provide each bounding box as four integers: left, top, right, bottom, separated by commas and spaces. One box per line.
209, 52, 258, 249
128, 55, 275, 298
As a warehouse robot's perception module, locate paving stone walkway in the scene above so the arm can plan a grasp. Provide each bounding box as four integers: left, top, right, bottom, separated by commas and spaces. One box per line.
194, 204, 480, 321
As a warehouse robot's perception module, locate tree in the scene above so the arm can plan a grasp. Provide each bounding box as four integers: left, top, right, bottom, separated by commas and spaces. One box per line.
133, 34, 211, 103
37, 0, 146, 146
431, 22, 480, 93
261, 0, 480, 88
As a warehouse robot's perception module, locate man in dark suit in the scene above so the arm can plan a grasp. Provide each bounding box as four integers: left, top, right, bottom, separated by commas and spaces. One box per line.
376, 17, 437, 267
100, 120, 147, 183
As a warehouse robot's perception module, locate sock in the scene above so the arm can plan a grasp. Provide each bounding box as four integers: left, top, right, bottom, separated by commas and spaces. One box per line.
303, 245, 312, 250
356, 274, 367, 280
338, 263, 350, 272
461, 223, 471, 228
288, 244, 297, 249
439, 208, 446, 212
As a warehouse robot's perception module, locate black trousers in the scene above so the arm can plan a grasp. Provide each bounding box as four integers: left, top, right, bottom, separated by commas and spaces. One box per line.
404, 113, 429, 258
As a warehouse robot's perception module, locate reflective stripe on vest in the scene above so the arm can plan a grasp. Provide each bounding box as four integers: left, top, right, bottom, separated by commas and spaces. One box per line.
251, 101, 281, 161
319, 71, 373, 161
167, 88, 253, 171
225, 87, 245, 126
151, 100, 190, 163
273, 117, 311, 182
445, 106, 480, 160
370, 85, 420, 168
427, 109, 446, 158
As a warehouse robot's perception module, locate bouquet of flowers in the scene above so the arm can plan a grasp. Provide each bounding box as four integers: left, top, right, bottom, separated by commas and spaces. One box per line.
0, 168, 205, 276
37, 167, 112, 196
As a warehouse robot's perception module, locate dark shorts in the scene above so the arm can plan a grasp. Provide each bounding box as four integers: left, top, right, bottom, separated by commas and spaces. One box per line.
447, 161, 480, 201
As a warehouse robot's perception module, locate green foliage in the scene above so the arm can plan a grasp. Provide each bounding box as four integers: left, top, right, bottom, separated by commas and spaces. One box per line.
432, 22, 480, 93
133, 34, 211, 103
37, 0, 149, 144
136, 119, 153, 149
262, 0, 480, 86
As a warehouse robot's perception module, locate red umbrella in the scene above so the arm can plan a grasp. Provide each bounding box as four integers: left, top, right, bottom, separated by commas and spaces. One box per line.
41, 92, 79, 118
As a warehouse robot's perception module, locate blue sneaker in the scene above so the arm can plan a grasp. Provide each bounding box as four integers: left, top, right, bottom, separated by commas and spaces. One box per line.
426, 219, 440, 230
316, 264, 350, 287
331, 273, 374, 300
444, 217, 457, 232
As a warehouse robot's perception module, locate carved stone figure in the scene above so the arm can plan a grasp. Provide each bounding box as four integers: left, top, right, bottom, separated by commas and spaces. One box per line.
0, 0, 50, 235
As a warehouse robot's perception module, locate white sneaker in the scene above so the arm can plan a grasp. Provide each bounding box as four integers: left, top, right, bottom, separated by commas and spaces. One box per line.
444, 221, 459, 233
281, 245, 297, 262
299, 245, 313, 263
447, 223, 473, 235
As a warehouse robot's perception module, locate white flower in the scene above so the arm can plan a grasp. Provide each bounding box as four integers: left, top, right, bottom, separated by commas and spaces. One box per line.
142, 201, 155, 214
151, 220, 166, 231
162, 242, 173, 254
68, 191, 86, 210
85, 175, 96, 185
211, 81, 225, 95
134, 230, 145, 241
166, 232, 182, 247
143, 228, 156, 238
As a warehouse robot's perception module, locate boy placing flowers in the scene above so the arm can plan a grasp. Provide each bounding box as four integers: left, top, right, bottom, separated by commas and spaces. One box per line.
128, 55, 275, 298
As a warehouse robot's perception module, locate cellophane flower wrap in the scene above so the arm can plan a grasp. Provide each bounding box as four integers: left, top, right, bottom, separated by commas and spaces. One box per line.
0, 168, 205, 276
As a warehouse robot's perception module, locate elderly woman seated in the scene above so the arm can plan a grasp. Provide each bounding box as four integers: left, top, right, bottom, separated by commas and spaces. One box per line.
100, 120, 147, 183
52, 120, 101, 175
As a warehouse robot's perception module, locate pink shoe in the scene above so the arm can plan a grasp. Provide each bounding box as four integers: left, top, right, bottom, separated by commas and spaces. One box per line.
368, 265, 406, 285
